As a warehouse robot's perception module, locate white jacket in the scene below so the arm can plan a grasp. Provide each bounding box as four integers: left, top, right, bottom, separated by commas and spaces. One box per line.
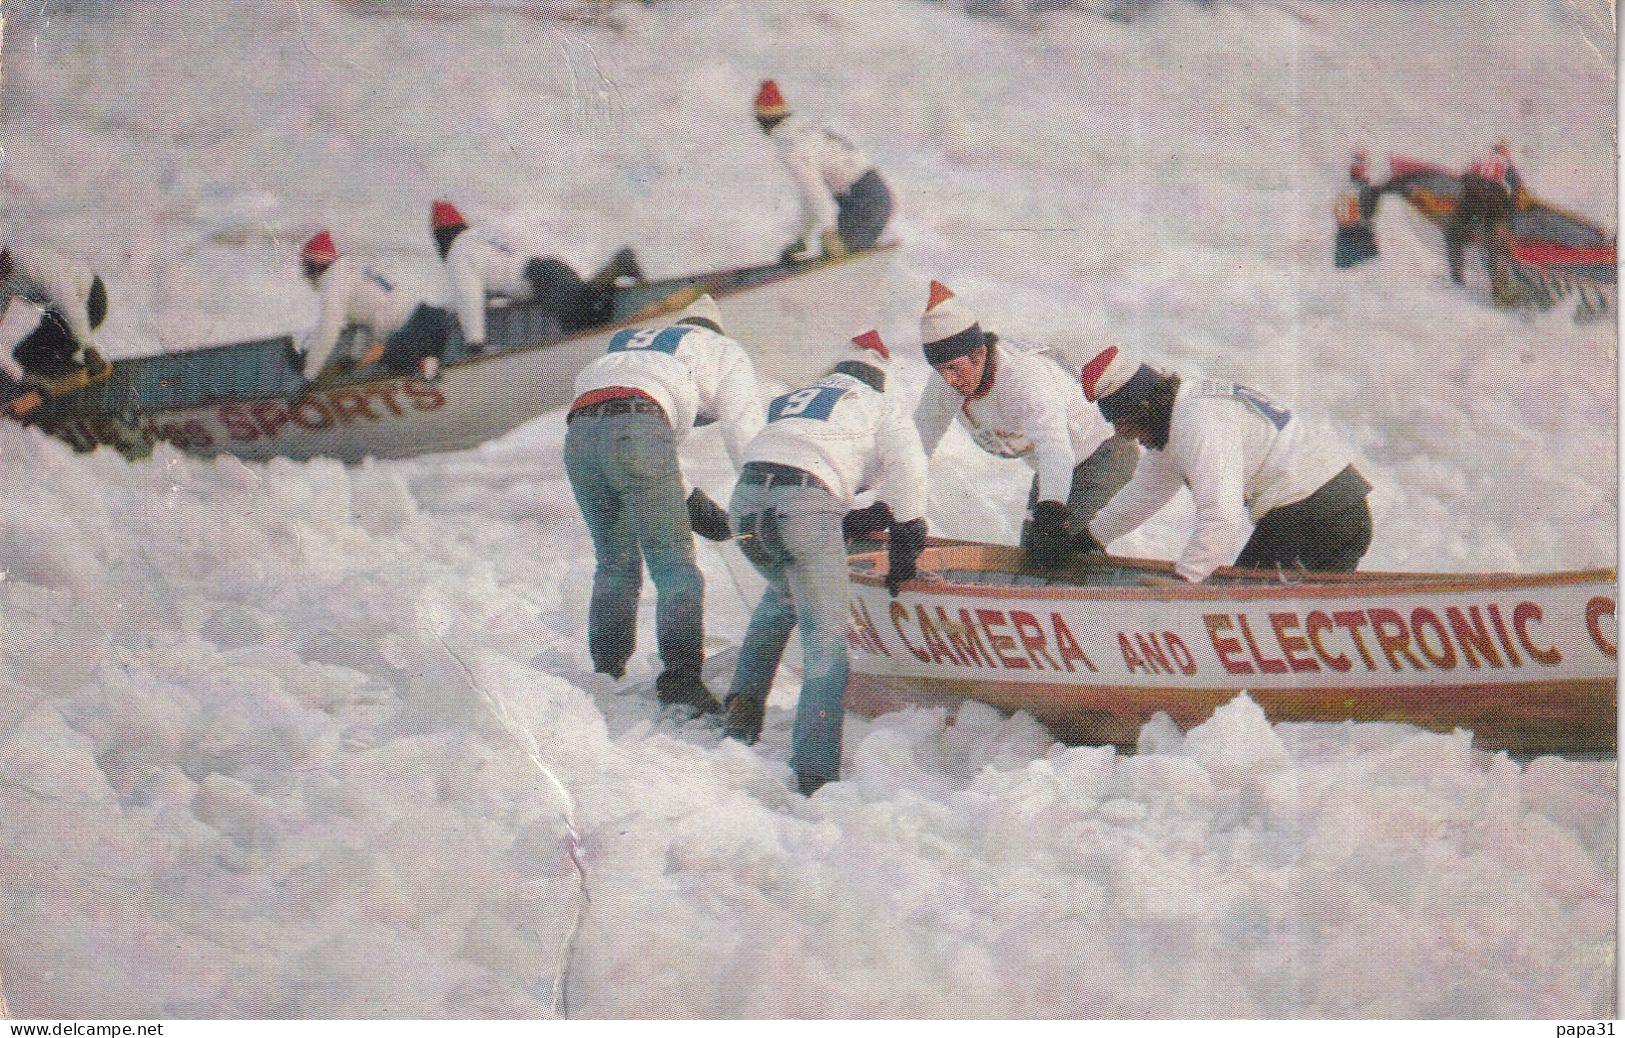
914, 337, 1114, 503
766, 116, 873, 241
573, 322, 765, 473
1088, 377, 1353, 583
0, 297, 47, 382
442, 226, 535, 347
301, 257, 421, 380
743, 371, 929, 522
1, 243, 99, 348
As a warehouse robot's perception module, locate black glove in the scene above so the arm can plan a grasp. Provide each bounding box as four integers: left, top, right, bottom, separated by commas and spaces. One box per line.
1072, 523, 1104, 557
843, 501, 894, 541
1026, 500, 1073, 570
81, 347, 110, 379
779, 237, 809, 265
885, 517, 927, 597
686, 488, 733, 542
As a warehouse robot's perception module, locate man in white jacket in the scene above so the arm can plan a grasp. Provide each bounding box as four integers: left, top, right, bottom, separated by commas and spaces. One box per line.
754, 80, 894, 264
724, 331, 928, 796
1080, 345, 1373, 582
913, 280, 1137, 571
298, 230, 451, 382
430, 200, 642, 349
564, 294, 765, 716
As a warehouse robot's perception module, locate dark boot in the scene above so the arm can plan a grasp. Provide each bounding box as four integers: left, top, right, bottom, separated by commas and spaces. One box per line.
723, 695, 765, 745
797, 772, 830, 797
656, 670, 722, 716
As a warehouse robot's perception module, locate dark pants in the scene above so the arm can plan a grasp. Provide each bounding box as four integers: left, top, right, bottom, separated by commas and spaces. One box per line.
524, 258, 614, 335
835, 169, 893, 252
1446, 176, 1515, 301
381, 304, 453, 374
13, 308, 81, 381
1234, 466, 1373, 573
563, 409, 705, 685
1020, 435, 1140, 551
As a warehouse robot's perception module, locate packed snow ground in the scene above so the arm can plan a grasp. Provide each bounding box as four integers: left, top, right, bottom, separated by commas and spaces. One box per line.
0, 0, 1616, 1019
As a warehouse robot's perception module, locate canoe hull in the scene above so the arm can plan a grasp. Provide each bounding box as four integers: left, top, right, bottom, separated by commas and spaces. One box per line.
842, 542, 1618, 755
29, 246, 897, 463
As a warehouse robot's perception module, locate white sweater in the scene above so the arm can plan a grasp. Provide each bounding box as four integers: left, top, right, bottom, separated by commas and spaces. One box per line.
914, 337, 1115, 503
441, 226, 536, 347
300, 258, 421, 379
766, 116, 874, 241
743, 371, 929, 521
1089, 377, 1353, 582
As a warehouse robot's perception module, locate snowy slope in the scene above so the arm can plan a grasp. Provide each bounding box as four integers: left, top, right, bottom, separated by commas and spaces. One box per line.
0, 0, 1615, 1018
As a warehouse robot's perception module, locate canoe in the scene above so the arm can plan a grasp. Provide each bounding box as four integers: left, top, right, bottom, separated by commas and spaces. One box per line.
20, 244, 898, 463
1383, 155, 1616, 316
842, 539, 1618, 756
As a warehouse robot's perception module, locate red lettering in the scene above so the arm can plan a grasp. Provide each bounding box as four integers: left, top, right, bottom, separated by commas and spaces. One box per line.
1011, 611, 1059, 671
1331, 610, 1379, 670
249, 402, 291, 438
290, 397, 334, 430
938, 608, 988, 667
221, 405, 259, 441
1118, 632, 1148, 674
891, 601, 929, 663
1134, 633, 1171, 675
1486, 604, 1522, 666
1237, 614, 1288, 674
916, 606, 962, 665
402, 381, 447, 410
890, 601, 929, 666
1512, 601, 1561, 665
1409, 608, 1457, 669
1585, 596, 1616, 658
1368, 607, 1425, 671
1269, 612, 1319, 673
1050, 615, 1096, 673
183, 421, 213, 448
367, 384, 405, 416
1204, 614, 1253, 675
977, 610, 1029, 669
1445, 605, 1501, 669
1161, 632, 1196, 676
328, 390, 378, 425
853, 599, 889, 657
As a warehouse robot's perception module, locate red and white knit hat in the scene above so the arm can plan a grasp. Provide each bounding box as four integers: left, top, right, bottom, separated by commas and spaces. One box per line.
678, 293, 724, 334
754, 79, 789, 120
1080, 345, 1138, 402
431, 200, 467, 231
919, 280, 984, 365
302, 230, 337, 265
848, 329, 891, 372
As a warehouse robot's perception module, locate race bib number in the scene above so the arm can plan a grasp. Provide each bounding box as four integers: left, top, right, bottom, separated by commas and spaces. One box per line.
608, 326, 692, 355
1231, 384, 1292, 430
768, 384, 847, 422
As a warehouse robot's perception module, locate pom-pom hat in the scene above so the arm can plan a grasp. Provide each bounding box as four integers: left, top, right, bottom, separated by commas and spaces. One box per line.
848, 329, 891, 371
1081, 344, 1161, 423
302, 230, 337, 265
431, 200, 467, 231
919, 280, 985, 366
754, 80, 789, 120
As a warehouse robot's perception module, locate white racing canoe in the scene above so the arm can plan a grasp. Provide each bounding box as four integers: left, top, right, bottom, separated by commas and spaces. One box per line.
843, 539, 1618, 755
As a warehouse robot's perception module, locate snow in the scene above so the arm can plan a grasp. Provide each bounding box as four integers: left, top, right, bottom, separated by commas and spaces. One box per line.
0, 0, 1615, 1020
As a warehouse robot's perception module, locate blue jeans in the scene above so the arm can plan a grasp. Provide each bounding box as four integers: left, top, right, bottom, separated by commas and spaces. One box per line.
564, 411, 704, 682
728, 482, 851, 783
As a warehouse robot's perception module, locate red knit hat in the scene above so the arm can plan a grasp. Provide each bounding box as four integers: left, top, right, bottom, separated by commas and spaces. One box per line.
302, 230, 337, 265
754, 80, 789, 120
849, 329, 891, 371
431, 200, 467, 231
1349, 150, 1369, 181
